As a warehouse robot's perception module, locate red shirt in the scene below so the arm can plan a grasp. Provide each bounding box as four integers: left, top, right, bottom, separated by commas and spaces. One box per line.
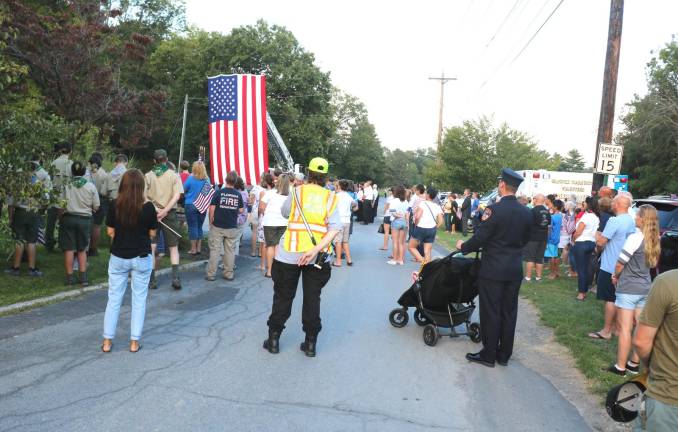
180, 172, 190, 184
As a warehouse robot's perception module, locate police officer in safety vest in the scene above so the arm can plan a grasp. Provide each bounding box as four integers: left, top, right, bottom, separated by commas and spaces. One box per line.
263, 157, 341, 357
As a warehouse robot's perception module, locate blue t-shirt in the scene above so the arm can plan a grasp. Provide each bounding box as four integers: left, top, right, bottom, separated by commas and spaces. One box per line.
210, 187, 243, 229
600, 213, 636, 273
183, 175, 208, 206
471, 198, 479, 213
549, 213, 562, 245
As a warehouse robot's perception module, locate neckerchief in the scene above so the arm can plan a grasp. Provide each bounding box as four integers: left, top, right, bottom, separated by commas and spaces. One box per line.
72, 176, 87, 188
153, 163, 168, 177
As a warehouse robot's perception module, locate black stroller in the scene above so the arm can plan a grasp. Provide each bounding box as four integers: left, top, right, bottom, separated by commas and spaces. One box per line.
388, 252, 482, 346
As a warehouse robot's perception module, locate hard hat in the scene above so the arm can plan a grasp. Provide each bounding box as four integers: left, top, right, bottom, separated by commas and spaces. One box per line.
308, 157, 329, 174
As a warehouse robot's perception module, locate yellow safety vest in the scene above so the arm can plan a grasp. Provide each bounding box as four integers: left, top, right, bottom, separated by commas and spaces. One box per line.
283, 184, 337, 253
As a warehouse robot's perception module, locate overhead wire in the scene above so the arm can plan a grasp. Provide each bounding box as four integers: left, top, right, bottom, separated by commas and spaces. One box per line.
485, 0, 523, 48
510, 0, 565, 65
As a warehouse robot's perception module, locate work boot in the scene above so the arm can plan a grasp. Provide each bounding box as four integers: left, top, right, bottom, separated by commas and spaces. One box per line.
171, 277, 182, 290
263, 330, 280, 354
300, 336, 317, 357
79, 271, 89, 287
65, 273, 75, 286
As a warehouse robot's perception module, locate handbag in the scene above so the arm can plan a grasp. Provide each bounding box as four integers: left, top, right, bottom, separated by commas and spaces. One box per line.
378, 223, 385, 234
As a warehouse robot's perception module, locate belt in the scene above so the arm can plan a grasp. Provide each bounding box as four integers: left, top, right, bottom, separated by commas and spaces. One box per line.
139, 253, 149, 258
64, 213, 92, 219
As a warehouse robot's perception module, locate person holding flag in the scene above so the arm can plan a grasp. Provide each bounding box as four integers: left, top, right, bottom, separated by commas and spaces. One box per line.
263, 157, 340, 358
145, 149, 184, 290
183, 161, 211, 256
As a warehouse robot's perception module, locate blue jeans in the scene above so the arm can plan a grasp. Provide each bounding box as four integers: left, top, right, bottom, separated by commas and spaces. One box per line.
103, 254, 153, 341
185, 203, 206, 240
635, 396, 678, 431
572, 241, 595, 294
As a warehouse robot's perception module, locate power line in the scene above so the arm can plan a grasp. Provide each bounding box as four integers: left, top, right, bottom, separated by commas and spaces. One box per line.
510, 0, 565, 65
485, 0, 523, 48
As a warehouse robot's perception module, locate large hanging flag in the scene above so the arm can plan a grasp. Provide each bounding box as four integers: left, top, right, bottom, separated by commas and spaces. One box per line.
208, 74, 269, 186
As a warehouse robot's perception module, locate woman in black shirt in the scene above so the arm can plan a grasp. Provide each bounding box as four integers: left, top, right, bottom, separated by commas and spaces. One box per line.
102, 169, 158, 353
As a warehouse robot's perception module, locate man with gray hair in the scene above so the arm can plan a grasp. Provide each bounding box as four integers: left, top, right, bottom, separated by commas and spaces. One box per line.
588, 193, 636, 352
524, 193, 551, 282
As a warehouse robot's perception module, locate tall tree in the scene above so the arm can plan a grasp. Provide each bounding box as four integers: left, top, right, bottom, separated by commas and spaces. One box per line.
618, 37, 678, 197
559, 149, 587, 172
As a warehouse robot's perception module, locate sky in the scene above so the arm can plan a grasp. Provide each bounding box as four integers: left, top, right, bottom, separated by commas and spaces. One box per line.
186, 0, 677, 165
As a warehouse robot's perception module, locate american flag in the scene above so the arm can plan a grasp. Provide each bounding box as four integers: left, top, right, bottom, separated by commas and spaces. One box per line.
193, 181, 215, 214
208, 74, 269, 186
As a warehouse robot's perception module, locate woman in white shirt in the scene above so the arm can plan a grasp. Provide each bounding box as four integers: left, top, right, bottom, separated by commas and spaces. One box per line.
388, 185, 410, 265
380, 188, 394, 251
407, 187, 443, 264
572, 197, 600, 301
333, 180, 358, 267
259, 174, 289, 278
256, 174, 274, 270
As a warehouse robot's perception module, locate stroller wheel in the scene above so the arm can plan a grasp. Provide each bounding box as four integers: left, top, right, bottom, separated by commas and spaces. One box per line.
423, 324, 438, 346
389, 308, 409, 328
413, 309, 430, 326
468, 322, 482, 343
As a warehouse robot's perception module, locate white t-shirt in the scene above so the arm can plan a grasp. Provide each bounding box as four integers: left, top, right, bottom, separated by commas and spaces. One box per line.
261, 190, 289, 226
363, 186, 374, 200
575, 212, 599, 242
336, 191, 356, 224
389, 198, 409, 220
417, 201, 443, 229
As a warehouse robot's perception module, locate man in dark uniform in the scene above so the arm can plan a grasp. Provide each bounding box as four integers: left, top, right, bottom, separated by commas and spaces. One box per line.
456, 168, 532, 367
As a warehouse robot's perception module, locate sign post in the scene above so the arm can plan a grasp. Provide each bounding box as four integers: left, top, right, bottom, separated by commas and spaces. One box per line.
595, 142, 623, 175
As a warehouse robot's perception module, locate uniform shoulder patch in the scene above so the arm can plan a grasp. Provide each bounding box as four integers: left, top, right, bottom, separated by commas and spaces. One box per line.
481, 207, 493, 221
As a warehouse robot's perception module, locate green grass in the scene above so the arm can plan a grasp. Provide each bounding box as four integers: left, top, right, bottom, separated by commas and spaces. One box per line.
435, 230, 628, 398
0, 224, 193, 308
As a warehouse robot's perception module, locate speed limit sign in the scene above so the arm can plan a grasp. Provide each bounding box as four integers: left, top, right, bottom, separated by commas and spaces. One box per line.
595, 143, 623, 175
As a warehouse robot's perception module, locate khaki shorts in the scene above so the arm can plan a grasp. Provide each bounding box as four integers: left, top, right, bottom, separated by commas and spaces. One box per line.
333, 223, 351, 244
59, 214, 92, 252
151, 209, 180, 248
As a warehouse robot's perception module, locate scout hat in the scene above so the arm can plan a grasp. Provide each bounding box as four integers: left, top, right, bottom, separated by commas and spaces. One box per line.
498, 168, 524, 188
308, 157, 329, 174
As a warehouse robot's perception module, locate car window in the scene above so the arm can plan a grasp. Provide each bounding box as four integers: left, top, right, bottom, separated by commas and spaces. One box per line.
636, 202, 678, 232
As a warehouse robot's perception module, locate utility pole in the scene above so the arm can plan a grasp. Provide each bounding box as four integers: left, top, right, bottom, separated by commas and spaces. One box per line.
429, 72, 457, 149
177, 94, 188, 169
593, 0, 624, 192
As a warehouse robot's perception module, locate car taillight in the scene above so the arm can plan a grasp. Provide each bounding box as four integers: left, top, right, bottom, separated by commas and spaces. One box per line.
533, 172, 540, 179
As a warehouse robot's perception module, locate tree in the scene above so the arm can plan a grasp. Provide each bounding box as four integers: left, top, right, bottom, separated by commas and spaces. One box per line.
559, 149, 586, 172
618, 37, 678, 197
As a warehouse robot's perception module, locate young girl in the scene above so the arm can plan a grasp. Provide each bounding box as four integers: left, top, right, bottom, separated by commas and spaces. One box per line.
387, 186, 410, 266
546, 200, 563, 279
606, 204, 661, 376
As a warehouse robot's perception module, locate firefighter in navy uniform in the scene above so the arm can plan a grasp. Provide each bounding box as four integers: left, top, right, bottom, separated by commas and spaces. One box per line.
456, 168, 532, 368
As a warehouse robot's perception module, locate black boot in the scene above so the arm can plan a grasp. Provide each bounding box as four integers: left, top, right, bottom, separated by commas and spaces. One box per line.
79, 271, 89, 287
263, 330, 280, 354
300, 336, 317, 357
65, 273, 74, 286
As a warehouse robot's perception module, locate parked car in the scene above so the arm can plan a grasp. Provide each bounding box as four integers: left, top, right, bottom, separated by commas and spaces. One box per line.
633, 196, 678, 274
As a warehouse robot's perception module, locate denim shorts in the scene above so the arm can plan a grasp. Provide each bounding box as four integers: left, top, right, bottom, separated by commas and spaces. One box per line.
413, 226, 436, 244
391, 218, 407, 231
615, 293, 647, 310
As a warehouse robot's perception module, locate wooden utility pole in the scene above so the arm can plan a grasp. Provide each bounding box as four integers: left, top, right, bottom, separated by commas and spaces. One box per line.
429, 72, 457, 149
593, 0, 624, 192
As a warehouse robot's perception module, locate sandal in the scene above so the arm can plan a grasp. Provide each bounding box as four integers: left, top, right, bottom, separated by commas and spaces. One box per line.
588, 331, 611, 340
347, 261, 353, 266
129, 341, 142, 353
332, 263, 342, 267
264, 273, 272, 278
101, 340, 113, 353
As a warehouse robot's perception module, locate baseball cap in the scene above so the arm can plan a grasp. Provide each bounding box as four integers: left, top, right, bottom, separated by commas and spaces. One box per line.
605, 376, 647, 423
308, 157, 329, 174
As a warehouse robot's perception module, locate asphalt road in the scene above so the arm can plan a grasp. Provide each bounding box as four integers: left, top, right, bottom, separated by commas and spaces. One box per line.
0, 220, 596, 431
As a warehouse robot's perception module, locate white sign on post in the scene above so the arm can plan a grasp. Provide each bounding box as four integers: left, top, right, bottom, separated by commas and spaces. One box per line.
595, 143, 623, 175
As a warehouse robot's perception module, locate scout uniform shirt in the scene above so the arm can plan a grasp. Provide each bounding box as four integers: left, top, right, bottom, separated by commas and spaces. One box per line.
89, 167, 110, 200
145, 167, 184, 211
107, 165, 127, 200
62, 177, 100, 216
51, 154, 73, 190
10, 166, 52, 210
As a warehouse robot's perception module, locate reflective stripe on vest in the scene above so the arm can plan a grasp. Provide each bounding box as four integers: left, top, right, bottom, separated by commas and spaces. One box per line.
283, 184, 337, 253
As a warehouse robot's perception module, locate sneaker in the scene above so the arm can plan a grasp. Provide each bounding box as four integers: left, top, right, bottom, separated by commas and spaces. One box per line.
535, 277, 542, 282
4, 267, 20, 277
604, 364, 626, 376
28, 268, 43, 277
205, 275, 216, 281
397, 261, 404, 266
524, 277, 531, 282
626, 362, 640, 374
223, 275, 234, 281
387, 260, 397, 265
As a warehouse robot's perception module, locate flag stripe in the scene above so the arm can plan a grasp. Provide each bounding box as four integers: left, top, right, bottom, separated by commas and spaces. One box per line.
241, 75, 252, 185
260, 76, 269, 172
246, 76, 256, 185
254, 76, 262, 180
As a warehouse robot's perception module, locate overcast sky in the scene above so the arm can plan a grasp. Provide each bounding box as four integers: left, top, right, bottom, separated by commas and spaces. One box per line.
187, 0, 677, 165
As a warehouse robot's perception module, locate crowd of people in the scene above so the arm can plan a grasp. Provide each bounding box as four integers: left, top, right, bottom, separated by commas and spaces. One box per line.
5, 148, 677, 429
